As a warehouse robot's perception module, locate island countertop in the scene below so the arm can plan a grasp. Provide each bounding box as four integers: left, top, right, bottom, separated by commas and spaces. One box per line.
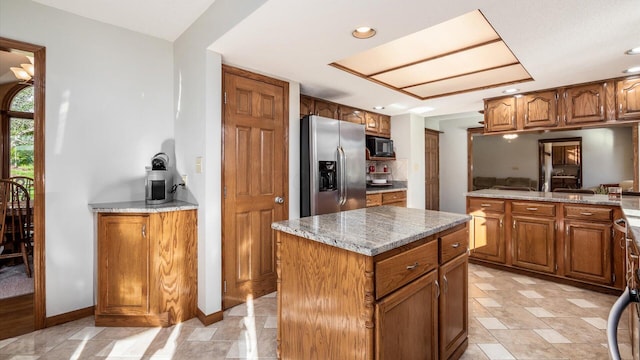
271, 206, 471, 256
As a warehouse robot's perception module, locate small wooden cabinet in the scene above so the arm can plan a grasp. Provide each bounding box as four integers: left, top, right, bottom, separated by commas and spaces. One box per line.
511, 202, 556, 274
340, 105, 365, 125
366, 190, 407, 208
96, 210, 197, 327
519, 90, 559, 129
563, 82, 609, 125
484, 97, 517, 132
314, 98, 339, 119
552, 145, 580, 166
468, 198, 506, 264
616, 77, 640, 120
365, 112, 391, 138
300, 95, 391, 136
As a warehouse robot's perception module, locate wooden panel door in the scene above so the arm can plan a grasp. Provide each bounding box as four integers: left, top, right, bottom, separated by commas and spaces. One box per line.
425, 129, 439, 210
511, 216, 556, 273
520, 90, 558, 128
223, 66, 288, 309
339, 105, 365, 124
470, 213, 506, 264
484, 97, 517, 132
97, 214, 149, 315
564, 221, 612, 285
375, 271, 438, 360
564, 83, 607, 125
617, 77, 640, 120
439, 254, 468, 360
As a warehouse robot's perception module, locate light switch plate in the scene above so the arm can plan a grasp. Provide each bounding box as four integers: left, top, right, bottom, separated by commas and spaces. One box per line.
195, 156, 203, 173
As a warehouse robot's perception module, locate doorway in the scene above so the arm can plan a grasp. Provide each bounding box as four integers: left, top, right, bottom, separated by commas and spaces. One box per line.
538, 137, 582, 192
221, 65, 289, 309
424, 129, 439, 210
0, 36, 45, 339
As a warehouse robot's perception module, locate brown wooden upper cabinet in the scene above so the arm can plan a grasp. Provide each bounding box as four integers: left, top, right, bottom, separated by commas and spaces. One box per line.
563, 82, 610, 125
484, 75, 640, 134
339, 105, 365, 125
519, 90, 559, 129
484, 97, 517, 132
300, 95, 314, 118
617, 77, 640, 121
365, 112, 391, 137
314, 99, 339, 119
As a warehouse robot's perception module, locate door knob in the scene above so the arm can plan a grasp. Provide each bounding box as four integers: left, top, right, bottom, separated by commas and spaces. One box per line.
275, 196, 285, 204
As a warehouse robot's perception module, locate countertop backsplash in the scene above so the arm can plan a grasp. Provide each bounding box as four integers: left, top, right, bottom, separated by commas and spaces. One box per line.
366, 158, 408, 181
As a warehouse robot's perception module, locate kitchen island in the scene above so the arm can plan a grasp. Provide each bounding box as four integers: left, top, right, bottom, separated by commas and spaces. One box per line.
271, 206, 471, 360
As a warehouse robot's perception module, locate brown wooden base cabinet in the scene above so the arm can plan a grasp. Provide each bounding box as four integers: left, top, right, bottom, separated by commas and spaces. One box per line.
467, 196, 624, 292
276, 223, 468, 359
95, 210, 197, 327
366, 190, 407, 208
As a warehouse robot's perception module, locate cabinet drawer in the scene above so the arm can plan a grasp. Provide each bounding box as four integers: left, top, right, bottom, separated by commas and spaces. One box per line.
440, 226, 468, 264
564, 205, 612, 221
468, 198, 505, 213
382, 191, 406, 203
375, 240, 438, 299
512, 202, 556, 217
366, 193, 382, 207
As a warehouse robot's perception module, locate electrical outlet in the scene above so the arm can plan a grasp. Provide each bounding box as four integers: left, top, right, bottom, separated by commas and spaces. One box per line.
181, 174, 188, 186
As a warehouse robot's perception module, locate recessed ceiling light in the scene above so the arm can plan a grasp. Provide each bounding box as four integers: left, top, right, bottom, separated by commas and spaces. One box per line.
625, 47, 640, 55
623, 66, 640, 74
352, 26, 376, 39
373, 105, 385, 110
502, 88, 519, 94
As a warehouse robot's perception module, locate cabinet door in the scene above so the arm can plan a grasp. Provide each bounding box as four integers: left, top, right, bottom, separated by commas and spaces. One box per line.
340, 106, 365, 125
439, 254, 468, 360
484, 97, 517, 132
375, 271, 438, 360
520, 90, 558, 128
97, 214, 150, 315
365, 111, 380, 135
617, 77, 640, 120
552, 146, 565, 166
564, 221, 612, 285
470, 213, 506, 264
564, 145, 580, 165
564, 83, 607, 125
300, 95, 314, 118
314, 99, 339, 119
512, 216, 556, 273
378, 115, 391, 138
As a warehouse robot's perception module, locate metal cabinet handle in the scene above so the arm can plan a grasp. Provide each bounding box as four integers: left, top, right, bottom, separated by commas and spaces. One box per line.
142, 224, 146, 238
580, 212, 593, 216
480, 203, 492, 207
526, 207, 538, 211
435, 280, 440, 298
406, 262, 419, 270
467, 247, 471, 256
443, 275, 448, 293
451, 242, 460, 248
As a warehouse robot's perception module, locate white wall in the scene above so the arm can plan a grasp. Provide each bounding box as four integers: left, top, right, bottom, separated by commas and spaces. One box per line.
0, 0, 175, 315
427, 113, 483, 214
473, 127, 634, 188
392, 113, 425, 209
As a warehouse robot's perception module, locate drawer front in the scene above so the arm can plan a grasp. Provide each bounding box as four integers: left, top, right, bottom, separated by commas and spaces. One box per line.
366, 193, 382, 207
382, 191, 406, 203
512, 202, 556, 217
440, 226, 468, 264
468, 198, 505, 213
564, 205, 613, 221
375, 240, 438, 299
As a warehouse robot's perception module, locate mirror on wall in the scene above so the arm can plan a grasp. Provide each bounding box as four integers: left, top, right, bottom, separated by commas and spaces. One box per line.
471, 126, 635, 192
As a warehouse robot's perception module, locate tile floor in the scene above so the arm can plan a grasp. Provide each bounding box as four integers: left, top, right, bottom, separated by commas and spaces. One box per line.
0, 264, 633, 359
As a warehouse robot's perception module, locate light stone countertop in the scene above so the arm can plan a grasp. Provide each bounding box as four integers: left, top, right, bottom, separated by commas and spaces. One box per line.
89, 200, 198, 213
271, 206, 471, 256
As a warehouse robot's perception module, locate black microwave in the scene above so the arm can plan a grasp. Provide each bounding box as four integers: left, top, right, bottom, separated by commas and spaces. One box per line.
366, 136, 394, 157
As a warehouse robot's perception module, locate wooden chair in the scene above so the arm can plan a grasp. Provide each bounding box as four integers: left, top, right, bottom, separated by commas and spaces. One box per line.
9, 176, 34, 200
0, 179, 32, 278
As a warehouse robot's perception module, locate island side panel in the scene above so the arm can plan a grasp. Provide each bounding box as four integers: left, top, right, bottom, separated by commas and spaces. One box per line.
277, 232, 374, 360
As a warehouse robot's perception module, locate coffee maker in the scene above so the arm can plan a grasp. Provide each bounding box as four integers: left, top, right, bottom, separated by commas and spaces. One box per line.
145, 152, 173, 204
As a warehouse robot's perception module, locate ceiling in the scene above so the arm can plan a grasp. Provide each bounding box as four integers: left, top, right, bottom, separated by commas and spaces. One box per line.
14, 0, 640, 118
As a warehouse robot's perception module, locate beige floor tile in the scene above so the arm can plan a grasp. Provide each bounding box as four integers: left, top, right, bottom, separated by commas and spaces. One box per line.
477, 343, 515, 359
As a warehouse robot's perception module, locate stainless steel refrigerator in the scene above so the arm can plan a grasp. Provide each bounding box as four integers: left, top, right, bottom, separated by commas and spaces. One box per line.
301, 115, 366, 217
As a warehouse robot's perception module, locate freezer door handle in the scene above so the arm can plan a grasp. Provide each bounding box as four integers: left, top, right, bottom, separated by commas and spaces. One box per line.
337, 146, 347, 206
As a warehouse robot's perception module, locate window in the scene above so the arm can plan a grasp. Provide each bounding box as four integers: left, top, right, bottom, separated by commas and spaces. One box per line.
5, 85, 34, 179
